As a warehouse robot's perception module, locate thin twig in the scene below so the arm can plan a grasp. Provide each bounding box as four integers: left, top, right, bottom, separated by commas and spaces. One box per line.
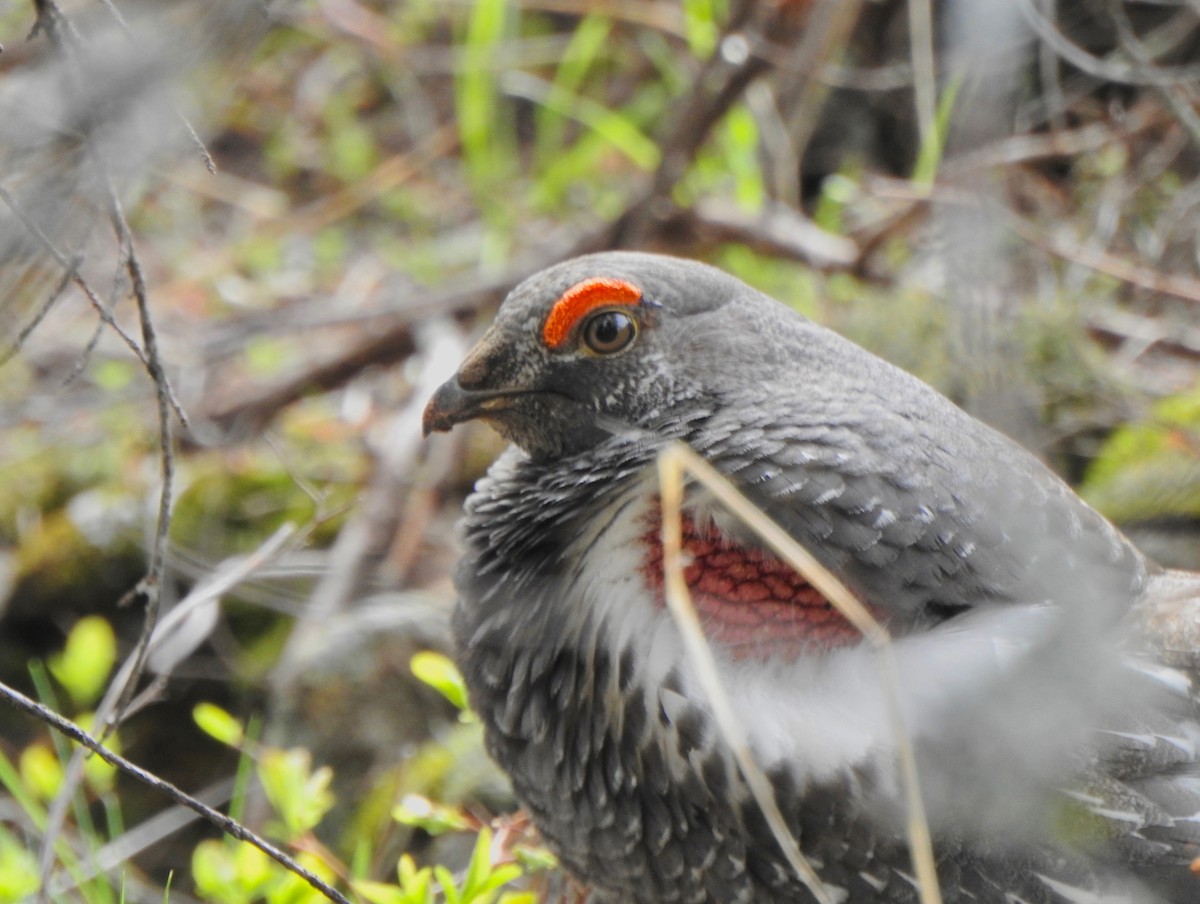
784, 0, 866, 194
0, 679, 351, 904
22, 3, 189, 883
687, 198, 859, 269
1007, 211, 1200, 304
0, 187, 143, 362
1015, 0, 1200, 86
196, 243, 603, 437
941, 103, 1157, 174
1035, 0, 1069, 129
0, 253, 81, 369
603, 0, 775, 246
38, 524, 301, 901
1108, 0, 1200, 147
61, 321, 107, 386
93, 169, 179, 744
863, 177, 1200, 305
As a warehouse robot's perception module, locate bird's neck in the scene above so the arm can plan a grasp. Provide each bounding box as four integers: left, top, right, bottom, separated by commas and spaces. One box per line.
454, 446, 884, 779
460, 438, 872, 662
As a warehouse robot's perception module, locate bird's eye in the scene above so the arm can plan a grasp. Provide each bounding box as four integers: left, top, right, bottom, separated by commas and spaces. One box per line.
581, 309, 637, 355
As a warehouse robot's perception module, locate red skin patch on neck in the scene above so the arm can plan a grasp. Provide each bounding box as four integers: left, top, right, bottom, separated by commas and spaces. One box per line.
542, 278, 642, 349
641, 512, 867, 658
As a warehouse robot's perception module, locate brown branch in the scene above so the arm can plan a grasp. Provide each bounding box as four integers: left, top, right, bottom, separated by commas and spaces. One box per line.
1109, 1, 1200, 147
1087, 306, 1200, 362
856, 174, 1200, 304
196, 270, 523, 440
673, 197, 860, 269
942, 103, 1161, 175
598, 0, 782, 248
1007, 213, 1200, 305
21, 0, 188, 887
98, 170, 178, 738
1015, 0, 1200, 86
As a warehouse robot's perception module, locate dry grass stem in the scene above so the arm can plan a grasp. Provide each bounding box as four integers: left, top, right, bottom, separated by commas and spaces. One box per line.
657, 441, 942, 904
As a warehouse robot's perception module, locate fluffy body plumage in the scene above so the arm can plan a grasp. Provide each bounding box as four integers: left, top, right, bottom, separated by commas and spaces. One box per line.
423, 252, 1200, 903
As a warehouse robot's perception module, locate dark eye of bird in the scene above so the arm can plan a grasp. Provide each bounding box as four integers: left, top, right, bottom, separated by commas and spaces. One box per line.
581, 310, 636, 355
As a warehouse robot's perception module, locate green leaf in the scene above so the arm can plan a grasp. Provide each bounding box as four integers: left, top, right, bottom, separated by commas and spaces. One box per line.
18, 744, 63, 802
392, 793, 470, 835
456, 827, 524, 902
48, 616, 116, 708
456, 0, 515, 199
324, 106, 379, 182
0, 828, 39, 903
813, 171, 860, 234
722, 105, 764, 211
91, 360, 135, 392
192, 840, 252, 904
258, 747, 335, 840
434, 866, 460, 904
513, 844, 558, 873
264, 851, 337, 904
77, 716, 119, 794
245, 338, 293, 377
356, 857, 436, 904
524, 80, 659, 171
233, 841, 275, 896
912, 74, 962, 186
682, 0, 719, 58
535, 14, 612, 162
354, 880, 410, 904
0, 747, 47, 827
477, 865, 522, 895
397, 854, 434, 904
1081, 385, 1200, 522
461, 828, 494, 897
411, 651, 468, 711
193, 702, 246, 748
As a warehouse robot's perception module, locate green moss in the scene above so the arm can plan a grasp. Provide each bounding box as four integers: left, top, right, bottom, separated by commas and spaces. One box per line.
1014, 301, 1130, 437
1081, 385, 1200, 523
0, 415, 149, 543
9, 504, 144, 620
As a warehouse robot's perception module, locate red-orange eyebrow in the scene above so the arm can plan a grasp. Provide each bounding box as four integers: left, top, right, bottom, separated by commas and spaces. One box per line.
542, 277, 642, 349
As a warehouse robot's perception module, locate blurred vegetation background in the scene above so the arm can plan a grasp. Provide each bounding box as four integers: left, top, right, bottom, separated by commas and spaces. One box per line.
1, 0, 1199, 901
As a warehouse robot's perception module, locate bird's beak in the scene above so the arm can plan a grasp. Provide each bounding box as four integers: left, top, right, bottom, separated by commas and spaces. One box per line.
422, 333, 522, 436
422, 378, 491, 435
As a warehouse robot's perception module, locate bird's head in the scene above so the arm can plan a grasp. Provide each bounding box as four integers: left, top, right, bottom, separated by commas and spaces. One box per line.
423, 251, 800, 459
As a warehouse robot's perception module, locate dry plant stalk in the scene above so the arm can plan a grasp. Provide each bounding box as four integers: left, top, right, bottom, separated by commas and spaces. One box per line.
656, 441, 942, 904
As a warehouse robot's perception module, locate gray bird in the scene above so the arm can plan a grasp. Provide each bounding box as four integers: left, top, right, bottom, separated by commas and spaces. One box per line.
423, 251, 1200, 904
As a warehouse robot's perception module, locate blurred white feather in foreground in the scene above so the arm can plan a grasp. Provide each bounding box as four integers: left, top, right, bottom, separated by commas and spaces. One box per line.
0, 0, 265, 350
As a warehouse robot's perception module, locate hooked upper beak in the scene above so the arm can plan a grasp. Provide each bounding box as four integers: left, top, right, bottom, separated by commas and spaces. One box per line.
421, 379, 515, 436
422, 332, 532, 436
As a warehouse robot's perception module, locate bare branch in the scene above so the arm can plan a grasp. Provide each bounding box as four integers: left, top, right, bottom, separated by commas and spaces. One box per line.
0, 679, 351, 904
1015, 0, 1200, 86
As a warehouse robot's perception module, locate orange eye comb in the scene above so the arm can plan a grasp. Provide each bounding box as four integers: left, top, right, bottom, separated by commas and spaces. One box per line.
542, 277, 642, 349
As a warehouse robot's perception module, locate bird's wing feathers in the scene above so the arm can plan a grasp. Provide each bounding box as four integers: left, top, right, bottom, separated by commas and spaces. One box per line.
691, 318, 1145, 626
